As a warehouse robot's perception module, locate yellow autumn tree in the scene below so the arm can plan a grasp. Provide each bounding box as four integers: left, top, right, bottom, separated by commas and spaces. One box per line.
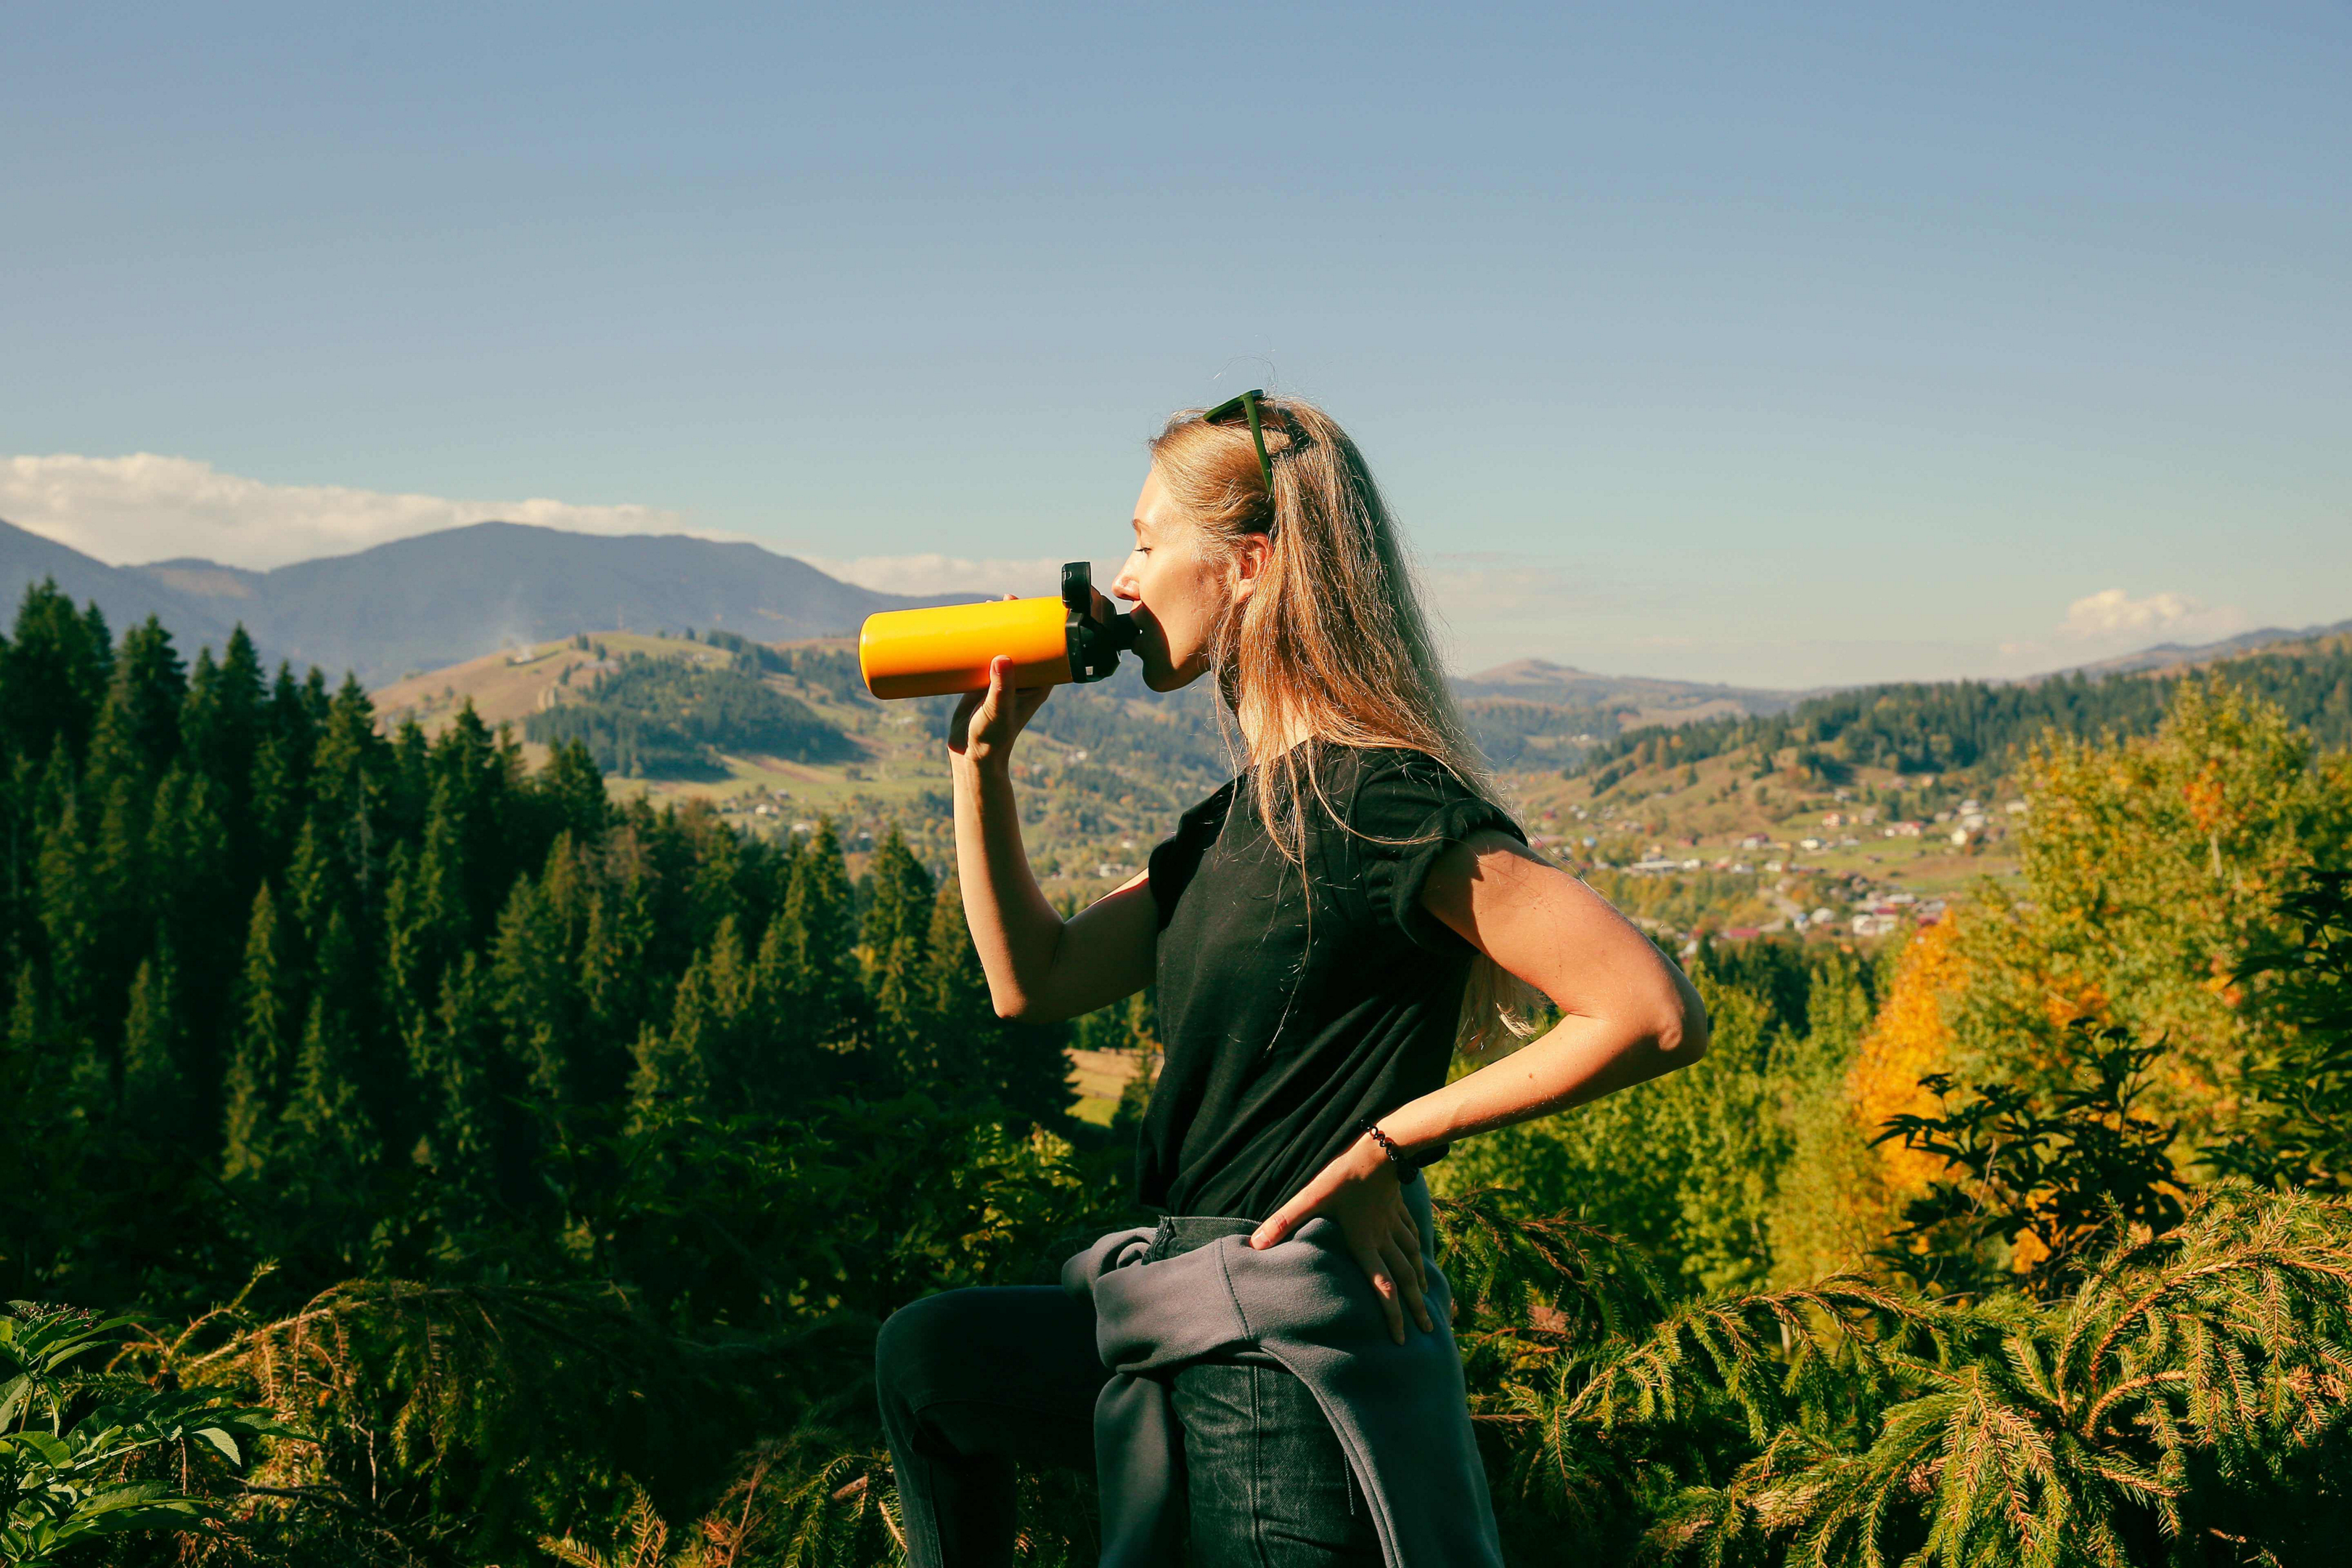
1774, 679, 2352, 1285
1768, 917, 1966, 1283
1945, 677, 2352, 1155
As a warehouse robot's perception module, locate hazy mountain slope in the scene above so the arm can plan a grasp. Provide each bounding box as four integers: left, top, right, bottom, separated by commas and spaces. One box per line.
130, 522, 976, 683
2, 518, 980, 684
0, 520, 250, 653
2043, 618, 2352, 679
1455, 657, 1802, 727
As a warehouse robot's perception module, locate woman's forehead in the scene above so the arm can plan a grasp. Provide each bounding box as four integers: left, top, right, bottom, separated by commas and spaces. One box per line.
1132, 466, 1185, 535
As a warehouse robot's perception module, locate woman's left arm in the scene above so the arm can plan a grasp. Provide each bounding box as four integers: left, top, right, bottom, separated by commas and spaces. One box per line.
1248, 830, 1708, 1342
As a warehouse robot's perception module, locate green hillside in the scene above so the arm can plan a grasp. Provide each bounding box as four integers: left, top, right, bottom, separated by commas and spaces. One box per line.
1576, 633, 2352, 793
522, 645, 857, 778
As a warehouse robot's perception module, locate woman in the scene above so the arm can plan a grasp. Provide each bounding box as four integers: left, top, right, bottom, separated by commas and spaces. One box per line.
875, 391, 1708, 1567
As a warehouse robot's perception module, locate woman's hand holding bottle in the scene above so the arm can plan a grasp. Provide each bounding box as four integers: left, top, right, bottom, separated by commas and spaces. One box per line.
950, 652, 1052, 774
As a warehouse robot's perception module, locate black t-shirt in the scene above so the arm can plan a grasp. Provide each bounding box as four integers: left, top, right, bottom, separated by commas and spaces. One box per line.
1138, 743, 1527, 1220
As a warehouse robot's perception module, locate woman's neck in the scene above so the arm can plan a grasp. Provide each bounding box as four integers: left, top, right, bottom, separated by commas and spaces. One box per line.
1234, 693, 1316, 765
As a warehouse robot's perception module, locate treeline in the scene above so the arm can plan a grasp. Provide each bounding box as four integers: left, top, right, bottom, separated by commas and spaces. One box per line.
1461, 696, 1608, 769
0, 579, 1074, 1318
1575, 635, 2352, 789
523, 648, 857, 777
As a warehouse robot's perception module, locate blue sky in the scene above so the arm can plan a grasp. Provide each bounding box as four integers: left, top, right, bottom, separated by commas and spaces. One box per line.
4, 1, 2346, 687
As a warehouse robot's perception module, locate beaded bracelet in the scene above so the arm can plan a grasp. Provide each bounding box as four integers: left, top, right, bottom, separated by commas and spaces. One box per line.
1355, 1117, 1448, 1183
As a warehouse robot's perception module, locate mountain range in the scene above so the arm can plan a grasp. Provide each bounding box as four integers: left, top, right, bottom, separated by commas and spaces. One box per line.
3, 514, 2345, 703
0, 518, 971, 684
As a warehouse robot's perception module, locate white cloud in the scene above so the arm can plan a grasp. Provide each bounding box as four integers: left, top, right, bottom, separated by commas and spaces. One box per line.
797, 553, 1122, 600
0, 452, 694, 571
2059, 587, 2244, 643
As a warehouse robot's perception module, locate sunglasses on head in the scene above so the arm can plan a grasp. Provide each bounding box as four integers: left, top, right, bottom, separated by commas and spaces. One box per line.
1201, 388, 1289, 494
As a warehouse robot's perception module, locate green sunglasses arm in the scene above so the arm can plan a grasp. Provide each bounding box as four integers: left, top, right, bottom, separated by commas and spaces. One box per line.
1202, 388, 1275, 494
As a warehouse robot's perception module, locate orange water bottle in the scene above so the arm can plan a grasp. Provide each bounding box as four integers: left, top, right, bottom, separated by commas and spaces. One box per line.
857, 562, 1140, 700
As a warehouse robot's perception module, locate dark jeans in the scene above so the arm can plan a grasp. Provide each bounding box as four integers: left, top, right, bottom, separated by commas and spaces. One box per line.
875, 1215, 1382, 1567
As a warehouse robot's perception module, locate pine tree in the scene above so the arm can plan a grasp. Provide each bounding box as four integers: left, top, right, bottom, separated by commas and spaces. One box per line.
409, 783, 475, 983
536, 738, 609, 845
630, 918, 756, 1124
0, 580, 112, 767
311, 676, 384, 812
145, 767, 233, 963
280, 992, 377, 1200
181, 627, 266, 809
783, 820, 862, 1052
426, 704, 519, 934
626, 1001, 709, 1129
861, 827, 936, 1080
923, 879, 1072, 1127
121, 942, 187, 1131
2, 961, 57, 1124
285, 814, 346, 941
221, 883, 301, 1180
246, 663, 319, 867
35, 793, 106, 1112
84, 617, 186, 791
490, 873, 581, 1103
743, 913, 807, 1111
682, 801, 750, 945
0, 963, 65, 1241
578, 870, 659, 1103
409, 952, 499, 1204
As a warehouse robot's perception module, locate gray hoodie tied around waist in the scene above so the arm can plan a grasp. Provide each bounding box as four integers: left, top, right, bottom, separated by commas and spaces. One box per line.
1059, 1178, 1505, 1568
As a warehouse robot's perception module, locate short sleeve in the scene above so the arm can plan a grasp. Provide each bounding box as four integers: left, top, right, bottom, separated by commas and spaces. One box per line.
1146, 833, 1198, 931
1349, 753, 1527, 951
1148, 778, 1239, 931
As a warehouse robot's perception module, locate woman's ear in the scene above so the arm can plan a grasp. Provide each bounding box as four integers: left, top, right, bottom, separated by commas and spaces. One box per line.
1229, 531, 1274, 605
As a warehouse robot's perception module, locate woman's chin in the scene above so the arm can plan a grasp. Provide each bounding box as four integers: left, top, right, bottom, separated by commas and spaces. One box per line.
1140, 653, 1202, 693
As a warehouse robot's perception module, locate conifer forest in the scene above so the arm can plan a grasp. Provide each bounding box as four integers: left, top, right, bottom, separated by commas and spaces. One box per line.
5, 584, 2352, 1567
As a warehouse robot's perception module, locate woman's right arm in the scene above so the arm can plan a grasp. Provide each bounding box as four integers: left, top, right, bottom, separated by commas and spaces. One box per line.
950, 655, 1159, 1024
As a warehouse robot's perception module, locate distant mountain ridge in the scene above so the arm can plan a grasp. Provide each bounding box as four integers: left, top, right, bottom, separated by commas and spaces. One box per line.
2041, 618, 2352, 679
1455, 657, 1805, 717
0, 518, 974, 684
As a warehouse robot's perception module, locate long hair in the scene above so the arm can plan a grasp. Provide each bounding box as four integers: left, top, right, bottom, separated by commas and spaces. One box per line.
1148, 392, 1543, 1055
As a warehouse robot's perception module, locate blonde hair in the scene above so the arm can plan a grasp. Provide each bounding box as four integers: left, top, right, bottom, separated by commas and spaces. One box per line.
1148, 392, 1543, 1056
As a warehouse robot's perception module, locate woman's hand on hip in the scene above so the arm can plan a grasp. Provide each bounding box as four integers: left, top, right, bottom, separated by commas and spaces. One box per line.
1248, 1137, 1434, 1345
950, 653, 1050, 772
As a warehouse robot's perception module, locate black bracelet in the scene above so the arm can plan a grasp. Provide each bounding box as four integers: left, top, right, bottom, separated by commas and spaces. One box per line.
1356, 1117, 1447, 1183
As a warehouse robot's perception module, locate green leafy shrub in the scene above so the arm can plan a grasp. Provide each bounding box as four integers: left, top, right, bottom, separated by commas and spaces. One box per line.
1874, 1021, 2186, 1302
1, 1305, 288, 1567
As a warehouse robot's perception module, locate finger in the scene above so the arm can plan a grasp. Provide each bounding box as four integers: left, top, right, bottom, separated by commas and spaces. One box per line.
1390, 1217, 1428, 1295
973, 656, 1010, 731
1381, 1237, 1434, 1334
1250, 1202, 1304, 1249
1355, 1248, 1406, 1345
